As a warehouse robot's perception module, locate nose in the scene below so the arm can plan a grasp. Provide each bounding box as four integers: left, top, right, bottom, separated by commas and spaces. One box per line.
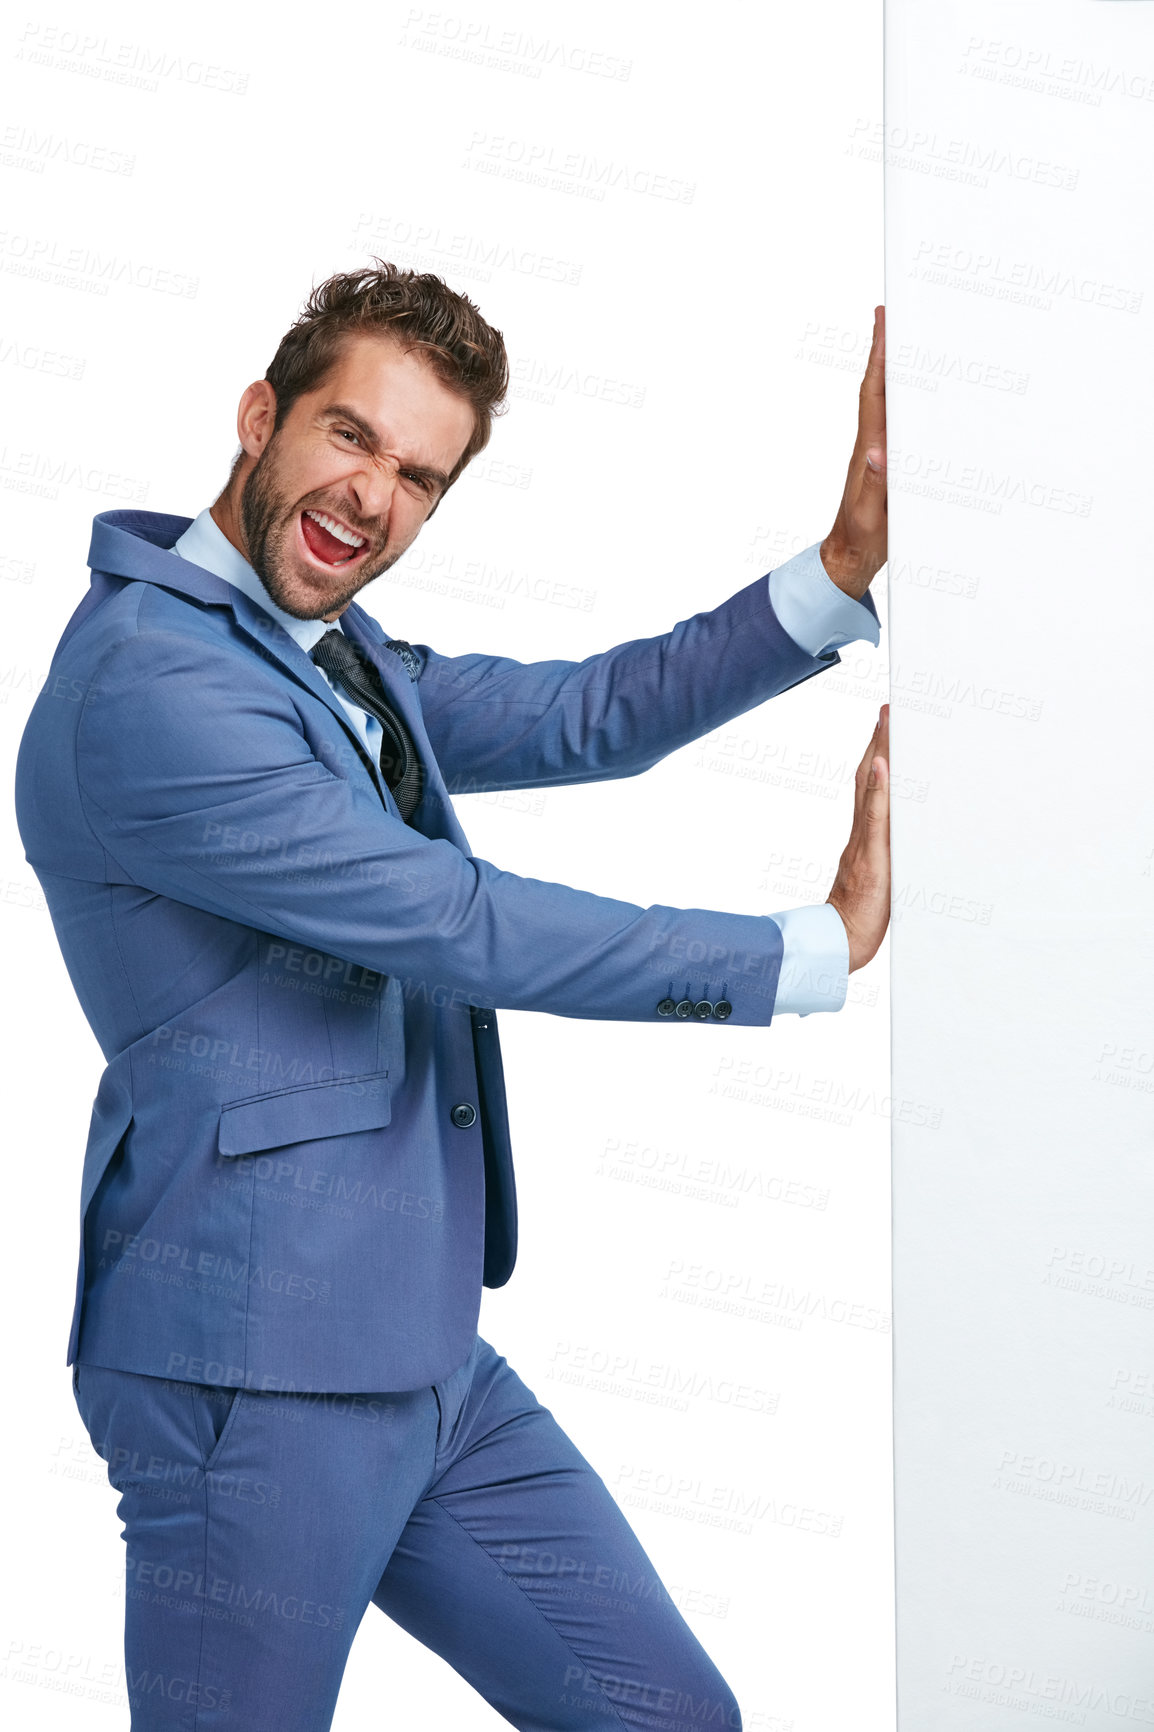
349, 452, 400, 528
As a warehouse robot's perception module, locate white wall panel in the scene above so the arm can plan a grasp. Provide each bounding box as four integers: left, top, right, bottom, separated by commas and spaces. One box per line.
887, 5, 1154, 1728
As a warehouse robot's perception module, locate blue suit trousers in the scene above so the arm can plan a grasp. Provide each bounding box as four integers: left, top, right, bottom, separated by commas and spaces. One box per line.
74, 1338, 742, 1730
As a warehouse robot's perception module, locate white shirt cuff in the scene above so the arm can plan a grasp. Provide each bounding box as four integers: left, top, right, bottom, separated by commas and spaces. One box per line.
766, 901, 850, 1016
766, 541, 881, 658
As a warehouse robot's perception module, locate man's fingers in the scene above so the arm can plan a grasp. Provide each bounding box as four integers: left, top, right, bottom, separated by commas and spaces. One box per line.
860, 307, 886, 396
822, 305, 888, 588
835, 695, 891, 970
855, 716, 881, 780
865, 706, 890, 836
865, 751, 888, 810
857, 306, 887, 449
860, 449, 888, 516
854, 705, 890, 811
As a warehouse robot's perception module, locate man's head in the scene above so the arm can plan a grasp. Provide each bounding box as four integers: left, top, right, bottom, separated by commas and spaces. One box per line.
215, 262, 508, 621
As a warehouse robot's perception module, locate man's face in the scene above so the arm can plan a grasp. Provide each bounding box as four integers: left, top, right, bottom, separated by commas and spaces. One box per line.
238, 333, 475, 620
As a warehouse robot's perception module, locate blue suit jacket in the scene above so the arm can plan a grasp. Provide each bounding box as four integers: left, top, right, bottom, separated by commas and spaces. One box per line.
15, 511, 877, 1392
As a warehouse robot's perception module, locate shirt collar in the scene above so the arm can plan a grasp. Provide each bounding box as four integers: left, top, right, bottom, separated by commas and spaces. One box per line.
172, 508, 334, 654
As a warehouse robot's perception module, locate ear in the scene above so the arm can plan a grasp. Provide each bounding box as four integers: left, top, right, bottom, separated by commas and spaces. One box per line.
236, 379, 279, 460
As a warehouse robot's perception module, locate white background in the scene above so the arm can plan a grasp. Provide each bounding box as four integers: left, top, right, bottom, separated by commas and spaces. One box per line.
0, 3, 893, 1727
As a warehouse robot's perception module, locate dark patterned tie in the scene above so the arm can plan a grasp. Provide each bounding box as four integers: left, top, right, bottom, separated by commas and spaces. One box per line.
310, 630, 425, 822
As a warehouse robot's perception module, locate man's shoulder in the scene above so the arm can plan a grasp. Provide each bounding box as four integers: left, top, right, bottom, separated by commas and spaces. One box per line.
56, 568, 228, 665
46, 575, 299, 744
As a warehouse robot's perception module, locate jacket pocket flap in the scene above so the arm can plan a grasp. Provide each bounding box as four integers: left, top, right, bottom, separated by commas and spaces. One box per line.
218, 1073, 391, 1158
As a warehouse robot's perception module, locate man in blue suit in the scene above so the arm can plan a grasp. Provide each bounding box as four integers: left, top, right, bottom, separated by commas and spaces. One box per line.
16, 264, 890, 1729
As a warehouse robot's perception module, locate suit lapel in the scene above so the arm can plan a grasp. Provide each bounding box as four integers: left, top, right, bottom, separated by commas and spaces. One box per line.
90, 510, 384, 773
227, 592, 402, 815
340, 605, 471, 851
88, 510, 461, 836
229, 591, 362, 740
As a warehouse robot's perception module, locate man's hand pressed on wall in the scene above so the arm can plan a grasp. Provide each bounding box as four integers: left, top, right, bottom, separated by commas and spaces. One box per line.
827, 704, 890, 974
820, 305, 888, 599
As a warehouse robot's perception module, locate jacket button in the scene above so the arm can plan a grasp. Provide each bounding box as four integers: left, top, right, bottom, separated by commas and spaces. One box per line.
451, 1102, 477, 1129
657, 998, 677, 1016
712, 1000, 733, 1021
674, 999, 693, 1018
692, 1000, 713, 1019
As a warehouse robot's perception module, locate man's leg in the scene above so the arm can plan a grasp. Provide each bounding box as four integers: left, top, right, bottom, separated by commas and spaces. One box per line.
74, 1361, 441, 1730
372, 1339, 743, 1732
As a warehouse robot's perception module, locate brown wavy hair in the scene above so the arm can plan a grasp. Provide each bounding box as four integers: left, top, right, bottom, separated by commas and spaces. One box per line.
264, 261, 509, 489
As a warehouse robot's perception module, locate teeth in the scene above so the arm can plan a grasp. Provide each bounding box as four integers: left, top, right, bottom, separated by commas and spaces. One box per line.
304, 509, 366, 549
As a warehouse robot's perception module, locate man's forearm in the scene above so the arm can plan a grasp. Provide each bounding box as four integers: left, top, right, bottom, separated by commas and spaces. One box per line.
414, 544, 881, 795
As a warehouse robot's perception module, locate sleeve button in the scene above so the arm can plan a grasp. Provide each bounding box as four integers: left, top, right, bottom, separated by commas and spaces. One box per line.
656, 998, 677, 1016
712, 1000, 733, 1021
674, 999, 693, 1019
692, 1000, 714, 1019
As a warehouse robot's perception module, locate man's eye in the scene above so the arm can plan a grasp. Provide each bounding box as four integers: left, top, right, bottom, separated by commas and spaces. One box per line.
337, 428, 361, 445
402, 472, 432, 494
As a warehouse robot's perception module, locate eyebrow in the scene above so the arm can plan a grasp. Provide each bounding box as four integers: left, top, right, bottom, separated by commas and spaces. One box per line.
322, 403, 451, 493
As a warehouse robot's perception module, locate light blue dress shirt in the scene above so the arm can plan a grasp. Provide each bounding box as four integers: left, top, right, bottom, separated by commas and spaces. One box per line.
174, 511, 880, 1017
761, 542, 881, 1014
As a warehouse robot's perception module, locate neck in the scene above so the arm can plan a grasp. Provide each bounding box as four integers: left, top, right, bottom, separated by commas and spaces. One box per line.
209, 487, 248, 563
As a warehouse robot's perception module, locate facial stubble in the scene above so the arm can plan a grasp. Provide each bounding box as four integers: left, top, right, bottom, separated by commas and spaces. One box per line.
238, 433, 398, 620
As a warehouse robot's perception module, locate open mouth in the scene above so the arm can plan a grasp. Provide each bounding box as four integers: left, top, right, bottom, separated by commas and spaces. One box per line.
297, 507, 371, 571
